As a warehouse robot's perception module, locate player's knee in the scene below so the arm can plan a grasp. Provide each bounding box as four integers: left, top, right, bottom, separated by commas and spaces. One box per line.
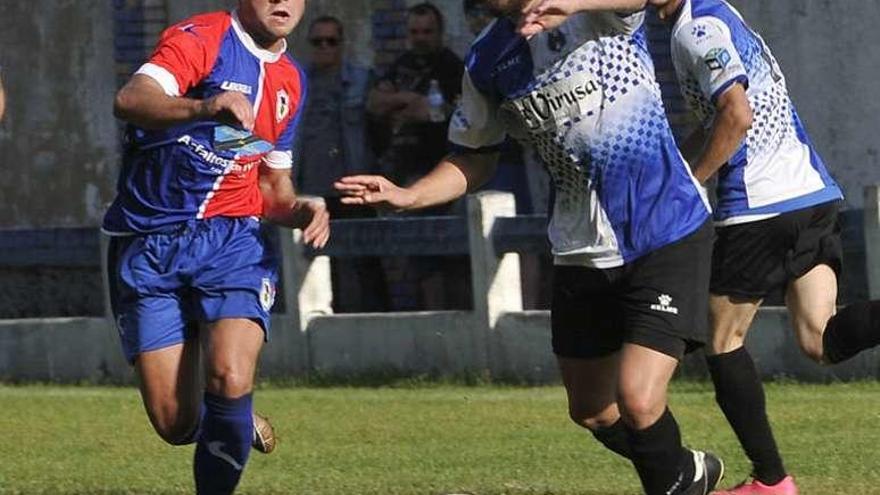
205, 366, 254, 398
617, 394, 664, 429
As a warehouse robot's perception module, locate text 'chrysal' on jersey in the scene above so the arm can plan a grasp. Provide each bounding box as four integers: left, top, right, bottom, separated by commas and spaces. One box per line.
450, 11, 710, 268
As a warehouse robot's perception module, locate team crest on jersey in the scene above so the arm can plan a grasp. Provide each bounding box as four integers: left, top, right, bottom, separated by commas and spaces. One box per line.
276, 89, 290, 122
704, 48, 732, 72
260, 278, 276, 311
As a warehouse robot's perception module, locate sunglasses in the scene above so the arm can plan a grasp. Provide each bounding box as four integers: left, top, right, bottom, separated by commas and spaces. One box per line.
309, 37, 340, 48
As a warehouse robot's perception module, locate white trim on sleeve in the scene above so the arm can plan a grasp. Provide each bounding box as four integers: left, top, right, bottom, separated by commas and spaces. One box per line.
264, 150, 293, 169
135, 63, 181, 97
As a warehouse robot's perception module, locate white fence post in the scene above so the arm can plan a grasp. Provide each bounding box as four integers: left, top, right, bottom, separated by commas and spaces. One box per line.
864, 185, 880, 299
278, 228, 334, 331
467, 191, 523, 372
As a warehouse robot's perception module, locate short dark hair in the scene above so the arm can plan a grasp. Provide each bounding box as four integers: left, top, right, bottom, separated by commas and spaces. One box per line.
408, 2, 444, 33
309, 15, 344, 39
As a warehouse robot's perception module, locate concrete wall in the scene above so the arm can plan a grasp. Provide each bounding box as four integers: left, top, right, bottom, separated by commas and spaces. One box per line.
3, 191, 880, 383
728, 0, 880, 209
0, 0, 120, 228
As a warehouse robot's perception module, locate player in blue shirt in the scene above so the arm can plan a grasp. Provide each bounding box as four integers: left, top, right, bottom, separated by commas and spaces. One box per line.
338, 0, 724, 493
649, 0, 880, 493
107, 1, 329, 493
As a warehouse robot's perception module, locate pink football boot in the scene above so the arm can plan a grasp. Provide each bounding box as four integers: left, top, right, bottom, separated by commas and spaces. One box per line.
712, 476, 798, 495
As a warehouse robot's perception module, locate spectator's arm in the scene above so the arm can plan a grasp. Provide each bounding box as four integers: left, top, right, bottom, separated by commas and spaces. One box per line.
366, 80, 422, 119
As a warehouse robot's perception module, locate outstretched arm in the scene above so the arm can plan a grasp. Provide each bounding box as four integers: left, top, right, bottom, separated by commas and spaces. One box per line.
334, 152, 499, 212
113, 74, 256, 131
519, 0, 647, 35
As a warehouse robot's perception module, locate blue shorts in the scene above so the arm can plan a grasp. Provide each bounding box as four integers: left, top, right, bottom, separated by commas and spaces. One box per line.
108, 217, 278, 363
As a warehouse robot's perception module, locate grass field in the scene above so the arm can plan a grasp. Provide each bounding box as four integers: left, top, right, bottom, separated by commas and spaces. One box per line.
0, 381, 878, 494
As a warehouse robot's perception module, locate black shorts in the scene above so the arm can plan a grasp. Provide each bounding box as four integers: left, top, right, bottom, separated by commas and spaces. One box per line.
710, 201, 842, 299
552, 220, 713, 360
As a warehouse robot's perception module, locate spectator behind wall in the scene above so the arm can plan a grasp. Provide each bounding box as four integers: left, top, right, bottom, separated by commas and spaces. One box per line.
367, 2, 464, 198
367, 3, 468, 311
295, 15, 388, 312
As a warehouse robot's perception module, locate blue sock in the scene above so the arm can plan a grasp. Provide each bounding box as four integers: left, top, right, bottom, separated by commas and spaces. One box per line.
193, 392, 254, 495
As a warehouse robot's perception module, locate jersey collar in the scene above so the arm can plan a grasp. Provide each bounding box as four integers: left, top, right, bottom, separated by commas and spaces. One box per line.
231, 10, 287, 63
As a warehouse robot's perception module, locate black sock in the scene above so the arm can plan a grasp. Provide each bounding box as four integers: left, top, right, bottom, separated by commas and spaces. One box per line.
707, 347, 786, 485
626, 408, 694, 495
591, 418, 632, 459
823, 300, 880, 364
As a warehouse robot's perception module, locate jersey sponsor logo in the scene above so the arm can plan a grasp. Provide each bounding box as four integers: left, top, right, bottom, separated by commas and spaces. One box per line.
177, 135, 258, 175
704, 47, 732, 72
220, 80, 254, 95
276, 89, 290, 122
506, 73, 601, 132
650, 294, 679, 315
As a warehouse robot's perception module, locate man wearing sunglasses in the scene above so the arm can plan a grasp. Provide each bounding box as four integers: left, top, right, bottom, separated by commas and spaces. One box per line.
296, 16, 387, 312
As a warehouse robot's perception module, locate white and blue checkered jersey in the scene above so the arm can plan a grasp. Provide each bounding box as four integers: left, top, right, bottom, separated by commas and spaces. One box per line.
669, 0, 843, 226
449, 11, 710, 268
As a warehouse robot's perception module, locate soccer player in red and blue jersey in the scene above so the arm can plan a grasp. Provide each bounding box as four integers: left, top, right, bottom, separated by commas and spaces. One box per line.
104, 1, 328, 493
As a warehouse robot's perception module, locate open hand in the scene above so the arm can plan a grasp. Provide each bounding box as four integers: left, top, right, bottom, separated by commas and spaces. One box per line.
290, 199, 330, 248
334, 175, 417, 211
519, 0, 581, 36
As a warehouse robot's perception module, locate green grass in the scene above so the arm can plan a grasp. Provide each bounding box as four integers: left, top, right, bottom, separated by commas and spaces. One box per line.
1, 382, 878, 494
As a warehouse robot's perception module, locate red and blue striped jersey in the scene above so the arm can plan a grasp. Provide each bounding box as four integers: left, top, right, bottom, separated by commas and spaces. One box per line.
104, 10, 306, 234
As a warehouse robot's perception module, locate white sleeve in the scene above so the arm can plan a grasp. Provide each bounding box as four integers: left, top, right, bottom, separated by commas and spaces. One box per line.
674, 17, 748, 102
263, 150, 292, 169
447, 70, 506, 152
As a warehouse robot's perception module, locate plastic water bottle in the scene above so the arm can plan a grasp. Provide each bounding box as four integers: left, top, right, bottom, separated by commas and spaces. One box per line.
427, 79, 445, 123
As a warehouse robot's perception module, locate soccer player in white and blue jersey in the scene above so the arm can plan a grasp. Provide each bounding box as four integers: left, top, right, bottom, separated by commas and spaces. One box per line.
338, 1, 724, 493
649, 0, 880, 493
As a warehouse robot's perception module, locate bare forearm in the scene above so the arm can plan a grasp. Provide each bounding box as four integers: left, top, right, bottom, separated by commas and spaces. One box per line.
113, 75, 206, 129
405, 153, 498, 210
367, 89, 419, 118
568, 0, 646, 11
260, 170, 298, 225
693, 114, 747, 184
